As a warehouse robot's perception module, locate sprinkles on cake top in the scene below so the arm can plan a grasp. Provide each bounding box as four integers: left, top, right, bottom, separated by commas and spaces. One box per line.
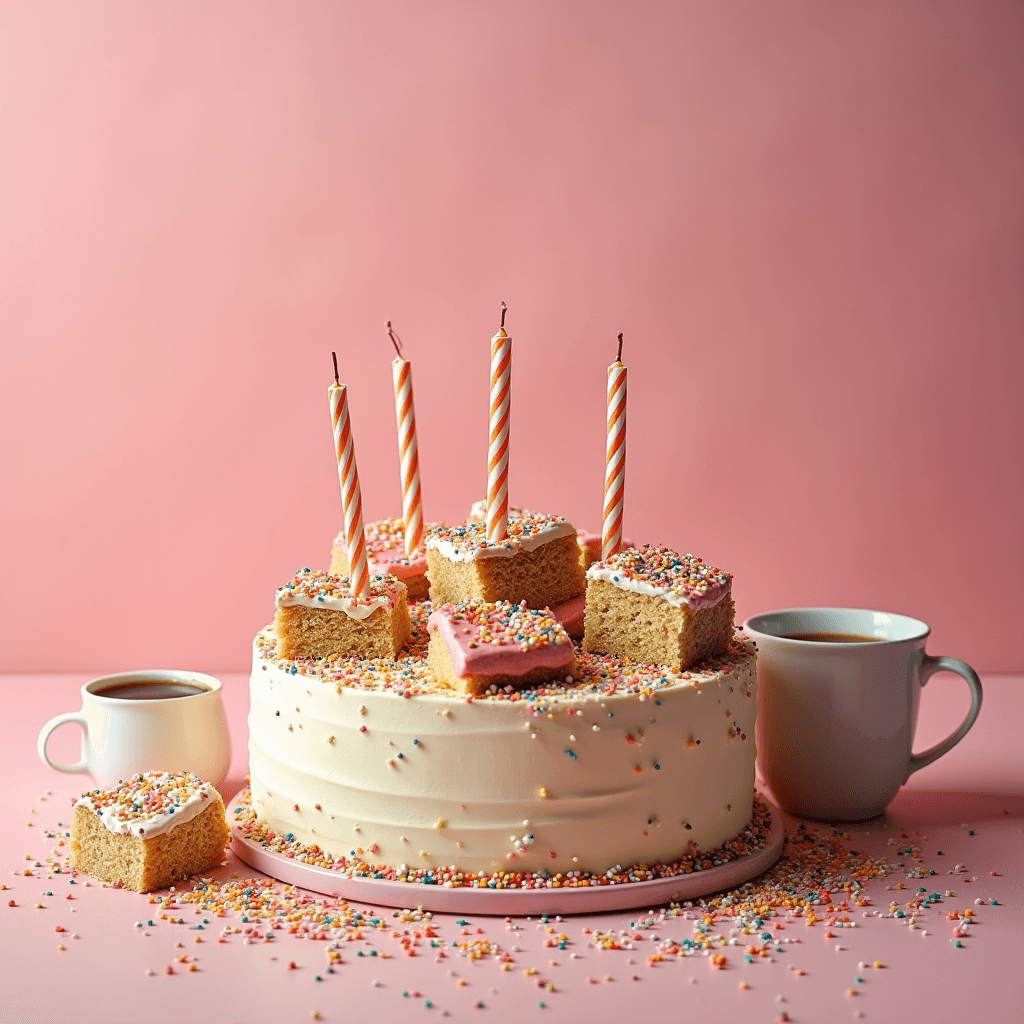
334, 517, 409, 556
587, 545, 732, 610
332, 517, 440, 565
427, 600, 576, 686
426, 514, 576, 561
255, 602, 753, 701
75, 770, 216, 839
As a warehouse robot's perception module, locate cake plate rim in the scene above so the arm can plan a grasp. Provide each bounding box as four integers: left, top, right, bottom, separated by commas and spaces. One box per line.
226, 790, 785, 916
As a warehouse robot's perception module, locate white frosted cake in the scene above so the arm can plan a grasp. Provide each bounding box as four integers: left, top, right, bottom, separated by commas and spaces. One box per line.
247, 603, 758, 879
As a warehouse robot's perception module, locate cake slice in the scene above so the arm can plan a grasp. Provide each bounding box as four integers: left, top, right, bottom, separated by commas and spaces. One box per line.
427, 599, 577, 695
274, 568, 411, 661
583, 545, 734, 670
330, 517, 433, 600
69, 771, 229, 893
425, 514, 587, 609
467, 502, 625, 573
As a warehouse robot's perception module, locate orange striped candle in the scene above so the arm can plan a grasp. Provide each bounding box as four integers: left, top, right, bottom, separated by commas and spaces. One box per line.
388, 322, 424, 557
601, 332, 627, 561
486, 302, 512, 543
329, 353, 370, 597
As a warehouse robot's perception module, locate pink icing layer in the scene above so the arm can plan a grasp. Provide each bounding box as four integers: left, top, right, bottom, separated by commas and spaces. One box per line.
333, 534, 426, 582
549, 594, 585, 633
367, 546, 427, 582
427, 609, 576, 679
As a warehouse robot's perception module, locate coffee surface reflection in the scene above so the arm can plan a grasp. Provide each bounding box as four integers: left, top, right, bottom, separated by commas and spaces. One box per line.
92, 681, 209, 700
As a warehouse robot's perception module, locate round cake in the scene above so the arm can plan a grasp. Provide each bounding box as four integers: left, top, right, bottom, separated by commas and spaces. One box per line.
247, 602, 758, 879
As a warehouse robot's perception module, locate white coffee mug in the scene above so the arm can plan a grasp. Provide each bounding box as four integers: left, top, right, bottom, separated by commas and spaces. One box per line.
743, 608, 982, 821
37, 670, 231, 790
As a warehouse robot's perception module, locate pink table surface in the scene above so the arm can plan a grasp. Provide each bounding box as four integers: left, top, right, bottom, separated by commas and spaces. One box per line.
3, 671, 1021, 1024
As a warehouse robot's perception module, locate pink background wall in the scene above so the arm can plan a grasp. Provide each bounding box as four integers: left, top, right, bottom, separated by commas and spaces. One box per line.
2, 1, 1021, 674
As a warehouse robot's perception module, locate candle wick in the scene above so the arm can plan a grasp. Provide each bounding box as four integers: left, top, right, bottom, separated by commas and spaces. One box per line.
386, 321, 403, 357
331, 351, 340, 384
500, 301, 507, 330
616, 332, 624, 363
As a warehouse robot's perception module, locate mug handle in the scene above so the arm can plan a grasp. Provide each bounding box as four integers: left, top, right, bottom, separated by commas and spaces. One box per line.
907, 655, 983, 778
37, 713, 89, 775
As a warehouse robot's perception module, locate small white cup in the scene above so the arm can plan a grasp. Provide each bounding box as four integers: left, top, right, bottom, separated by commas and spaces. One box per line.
37, 670, 231, 791
743, 608, 982, 821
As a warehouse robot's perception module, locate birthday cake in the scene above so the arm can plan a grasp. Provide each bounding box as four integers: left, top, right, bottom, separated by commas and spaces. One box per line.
246, 539, 755, 880
244, 311, 757, 884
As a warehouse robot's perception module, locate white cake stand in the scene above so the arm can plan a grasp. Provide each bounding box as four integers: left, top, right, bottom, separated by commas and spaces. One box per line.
227, 790, 784, 916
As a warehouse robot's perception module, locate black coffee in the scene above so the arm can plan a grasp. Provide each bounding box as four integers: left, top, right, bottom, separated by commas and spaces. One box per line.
93, 680, 209, 700
781, 632, 881, 644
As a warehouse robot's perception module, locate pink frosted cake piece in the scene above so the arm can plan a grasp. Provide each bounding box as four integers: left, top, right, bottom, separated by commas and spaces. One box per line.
426, 599, 577, 695
330, 517, 435, 600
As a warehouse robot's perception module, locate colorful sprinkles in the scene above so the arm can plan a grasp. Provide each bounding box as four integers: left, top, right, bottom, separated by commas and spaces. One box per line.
256, 603, 755, 701
334, 517, 444, 565
12, 785, 1009, 1022
275, 568, 400, 609
426, 514, 572, 557
230, 790, 774, 887
6, 769, 1015, 1024
429, 600, 574, 654
588, 545, 731, 606
75, 772, 213, 838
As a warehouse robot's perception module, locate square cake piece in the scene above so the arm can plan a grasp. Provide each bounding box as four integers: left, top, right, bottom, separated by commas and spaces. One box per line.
427, 599, 577, 695
330, 517, 432, 601
583, 546, 734, 670
425, 514, 587, 609
468, 500, 625, 573
69, 771, 229, 893
274, 568, 411, 661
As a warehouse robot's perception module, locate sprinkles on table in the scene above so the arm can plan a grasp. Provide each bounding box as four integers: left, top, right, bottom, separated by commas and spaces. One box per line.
12, 784, 1008, 1020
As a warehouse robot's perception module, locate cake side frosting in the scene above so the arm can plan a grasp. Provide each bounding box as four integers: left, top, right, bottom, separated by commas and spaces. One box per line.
426, 514, 576, 562
75, 771, 219, 839
586, 545, 732, 611
275, 568, 403, 621
248, 606, 757, 876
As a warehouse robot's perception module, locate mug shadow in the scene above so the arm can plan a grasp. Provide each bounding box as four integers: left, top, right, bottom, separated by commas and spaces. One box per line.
771, 788, 1023, 831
